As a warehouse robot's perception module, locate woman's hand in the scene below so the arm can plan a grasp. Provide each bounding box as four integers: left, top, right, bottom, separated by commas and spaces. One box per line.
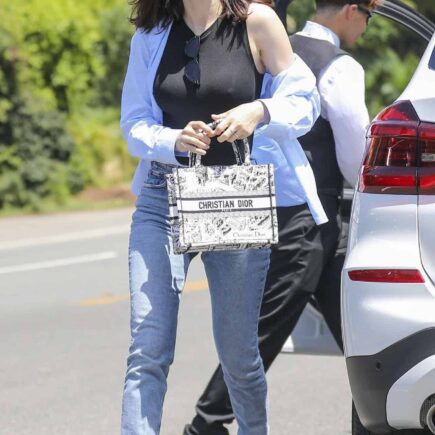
175, 121, 214, 155
212, 101, 266, 143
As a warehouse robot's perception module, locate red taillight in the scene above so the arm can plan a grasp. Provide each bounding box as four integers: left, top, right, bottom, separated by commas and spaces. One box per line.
359, 101, 435, 195
377, 101, 419, 122
348, 269, 425, 283
419, 122, 435, 194
359, 166, 418, 194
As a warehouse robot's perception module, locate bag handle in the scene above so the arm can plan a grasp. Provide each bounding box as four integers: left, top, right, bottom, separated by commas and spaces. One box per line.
189, 121, 251, 167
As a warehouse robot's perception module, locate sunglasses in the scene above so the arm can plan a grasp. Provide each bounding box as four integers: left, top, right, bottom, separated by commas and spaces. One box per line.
184, 35, 201, 86
357, 5, 373, 24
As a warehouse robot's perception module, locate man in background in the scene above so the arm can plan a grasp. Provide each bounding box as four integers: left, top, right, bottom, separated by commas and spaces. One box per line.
184, 1, 380, 434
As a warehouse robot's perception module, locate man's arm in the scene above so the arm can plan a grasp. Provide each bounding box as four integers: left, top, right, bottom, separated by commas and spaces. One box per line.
319, 55, 370, 187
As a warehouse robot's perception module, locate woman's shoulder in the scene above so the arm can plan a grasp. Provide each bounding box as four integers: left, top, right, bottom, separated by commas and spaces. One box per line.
247, 3, 281, 29
131, 24, 168, 43
130, 23, 171, 57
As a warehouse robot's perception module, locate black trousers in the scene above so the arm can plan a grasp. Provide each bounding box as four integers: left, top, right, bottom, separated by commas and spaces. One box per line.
184, 196, 346, 435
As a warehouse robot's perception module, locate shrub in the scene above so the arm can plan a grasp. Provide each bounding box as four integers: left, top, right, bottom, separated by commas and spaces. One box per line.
0, 0, 134, 211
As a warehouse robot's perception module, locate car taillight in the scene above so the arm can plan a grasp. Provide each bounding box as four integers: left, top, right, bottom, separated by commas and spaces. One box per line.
348, 269, 425, 283
419, 122, 435, 194
360, 101, 419, 194
359, 101, 435, 195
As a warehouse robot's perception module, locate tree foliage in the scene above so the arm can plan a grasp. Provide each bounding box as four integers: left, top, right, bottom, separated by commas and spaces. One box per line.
0, 0, 134, 211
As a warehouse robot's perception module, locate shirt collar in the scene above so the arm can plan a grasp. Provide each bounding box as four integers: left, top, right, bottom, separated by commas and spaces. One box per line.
298, 21, 341, 48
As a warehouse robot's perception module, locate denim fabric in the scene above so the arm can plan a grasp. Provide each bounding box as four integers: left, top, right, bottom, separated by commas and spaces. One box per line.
121, 162, 271, 435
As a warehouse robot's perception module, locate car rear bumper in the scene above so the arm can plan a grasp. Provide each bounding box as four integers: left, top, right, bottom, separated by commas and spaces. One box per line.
347, 328, 435, 433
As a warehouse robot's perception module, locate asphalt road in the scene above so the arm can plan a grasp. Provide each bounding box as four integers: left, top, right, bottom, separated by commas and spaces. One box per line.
0, 207, 352, 435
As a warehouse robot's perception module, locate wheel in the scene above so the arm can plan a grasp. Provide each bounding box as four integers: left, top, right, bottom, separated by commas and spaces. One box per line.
352, 402, 432, 434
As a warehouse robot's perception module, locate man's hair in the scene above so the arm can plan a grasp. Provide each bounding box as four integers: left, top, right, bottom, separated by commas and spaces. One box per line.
315, 0, 381, 11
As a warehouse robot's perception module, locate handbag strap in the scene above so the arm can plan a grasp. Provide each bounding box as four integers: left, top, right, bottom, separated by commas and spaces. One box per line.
189, 121, 251, 167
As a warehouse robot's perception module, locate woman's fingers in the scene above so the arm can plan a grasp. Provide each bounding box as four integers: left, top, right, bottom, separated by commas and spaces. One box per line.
212, 117, 231, 140
184, 129, 211, 146
189, 120, 214, 137
211, 111, 229, 121
212, 103, 260, 143
215, 120, 247, 143
183, 133, 211, 150
178, 141, 207, 155
175, 121, 214, 155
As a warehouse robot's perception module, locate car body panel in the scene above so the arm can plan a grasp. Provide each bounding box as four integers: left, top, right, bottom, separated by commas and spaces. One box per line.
386, 355, 435, 429
410, 39, 435, 288
399, 34, 435, 105
342, 275, 435, 358
419, 196, 435, 286
342, 191, 434, 357
347, 193, 419, 270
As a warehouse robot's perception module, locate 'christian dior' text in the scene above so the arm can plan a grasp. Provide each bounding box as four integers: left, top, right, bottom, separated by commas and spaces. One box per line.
198, 199, 254, 210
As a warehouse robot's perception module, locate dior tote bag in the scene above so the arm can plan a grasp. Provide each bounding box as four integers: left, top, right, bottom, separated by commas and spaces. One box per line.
166, 129, 278, 254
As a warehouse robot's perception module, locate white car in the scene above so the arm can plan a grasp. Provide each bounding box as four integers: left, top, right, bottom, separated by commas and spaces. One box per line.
280, 1, 435, 433
343, 19, 435, 435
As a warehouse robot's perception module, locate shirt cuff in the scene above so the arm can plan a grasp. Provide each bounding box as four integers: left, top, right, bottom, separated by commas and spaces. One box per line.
155, 127, 183, 165
257, 97, 284, 127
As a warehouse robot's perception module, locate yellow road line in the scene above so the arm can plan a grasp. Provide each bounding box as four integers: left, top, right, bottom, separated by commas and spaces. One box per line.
80, 294, 129, 306
79, 279, 208, 306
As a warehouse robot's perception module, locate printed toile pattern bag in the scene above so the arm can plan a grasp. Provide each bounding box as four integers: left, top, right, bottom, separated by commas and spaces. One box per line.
166, 126, 278, 254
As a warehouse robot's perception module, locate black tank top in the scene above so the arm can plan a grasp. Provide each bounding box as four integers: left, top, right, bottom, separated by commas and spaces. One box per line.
154, 17, 264, 166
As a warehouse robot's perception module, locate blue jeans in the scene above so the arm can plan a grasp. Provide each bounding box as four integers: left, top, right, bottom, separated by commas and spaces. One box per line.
121, 162, 271, 435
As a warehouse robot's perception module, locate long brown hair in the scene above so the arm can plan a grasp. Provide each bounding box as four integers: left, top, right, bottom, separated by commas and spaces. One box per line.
129, 0, 274, 31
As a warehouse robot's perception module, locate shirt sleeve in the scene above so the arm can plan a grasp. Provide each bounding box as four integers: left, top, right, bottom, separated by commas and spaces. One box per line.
319, 55, 370, 187
120, 30, 181, 165
257, 55, 321, 140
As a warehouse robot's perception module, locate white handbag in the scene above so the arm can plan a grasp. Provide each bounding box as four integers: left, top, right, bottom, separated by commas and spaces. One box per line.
166, 131, 278, 254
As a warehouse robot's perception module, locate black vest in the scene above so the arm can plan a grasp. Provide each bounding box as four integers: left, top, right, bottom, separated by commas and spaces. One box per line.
290, 34, 347, 196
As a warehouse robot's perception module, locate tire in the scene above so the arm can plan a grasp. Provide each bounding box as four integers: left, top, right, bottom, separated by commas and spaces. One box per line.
352, 402, 432, 434
352, 402, 376, 435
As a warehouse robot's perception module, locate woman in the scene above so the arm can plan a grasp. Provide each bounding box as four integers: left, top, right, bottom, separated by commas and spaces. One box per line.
120, 1, 327, 434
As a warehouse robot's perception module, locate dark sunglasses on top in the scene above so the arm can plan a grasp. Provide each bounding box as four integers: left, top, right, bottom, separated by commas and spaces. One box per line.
357, 5, 373, 24
184, 35, 201, 86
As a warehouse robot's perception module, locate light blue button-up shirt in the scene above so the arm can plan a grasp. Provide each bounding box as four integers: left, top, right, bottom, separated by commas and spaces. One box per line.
121, 23, 328, 225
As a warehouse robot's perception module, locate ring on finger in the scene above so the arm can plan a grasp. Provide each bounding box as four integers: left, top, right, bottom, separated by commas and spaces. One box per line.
229, 129, 239, 139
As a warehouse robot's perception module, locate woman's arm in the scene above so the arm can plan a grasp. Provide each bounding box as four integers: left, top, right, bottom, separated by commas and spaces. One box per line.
246, 2, 294, 75
121, 30, 211, 160
214, 4, 319, 143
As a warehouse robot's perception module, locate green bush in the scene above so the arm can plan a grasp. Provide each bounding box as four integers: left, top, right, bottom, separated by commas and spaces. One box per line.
0, 0, 135, 212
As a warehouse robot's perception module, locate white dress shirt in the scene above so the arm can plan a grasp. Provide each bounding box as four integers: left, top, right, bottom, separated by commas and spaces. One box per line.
297, 21, 370, 187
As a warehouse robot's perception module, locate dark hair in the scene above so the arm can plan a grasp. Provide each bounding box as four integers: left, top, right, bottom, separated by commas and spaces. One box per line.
315, 0, 380, 9
129, 0, 274, 31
